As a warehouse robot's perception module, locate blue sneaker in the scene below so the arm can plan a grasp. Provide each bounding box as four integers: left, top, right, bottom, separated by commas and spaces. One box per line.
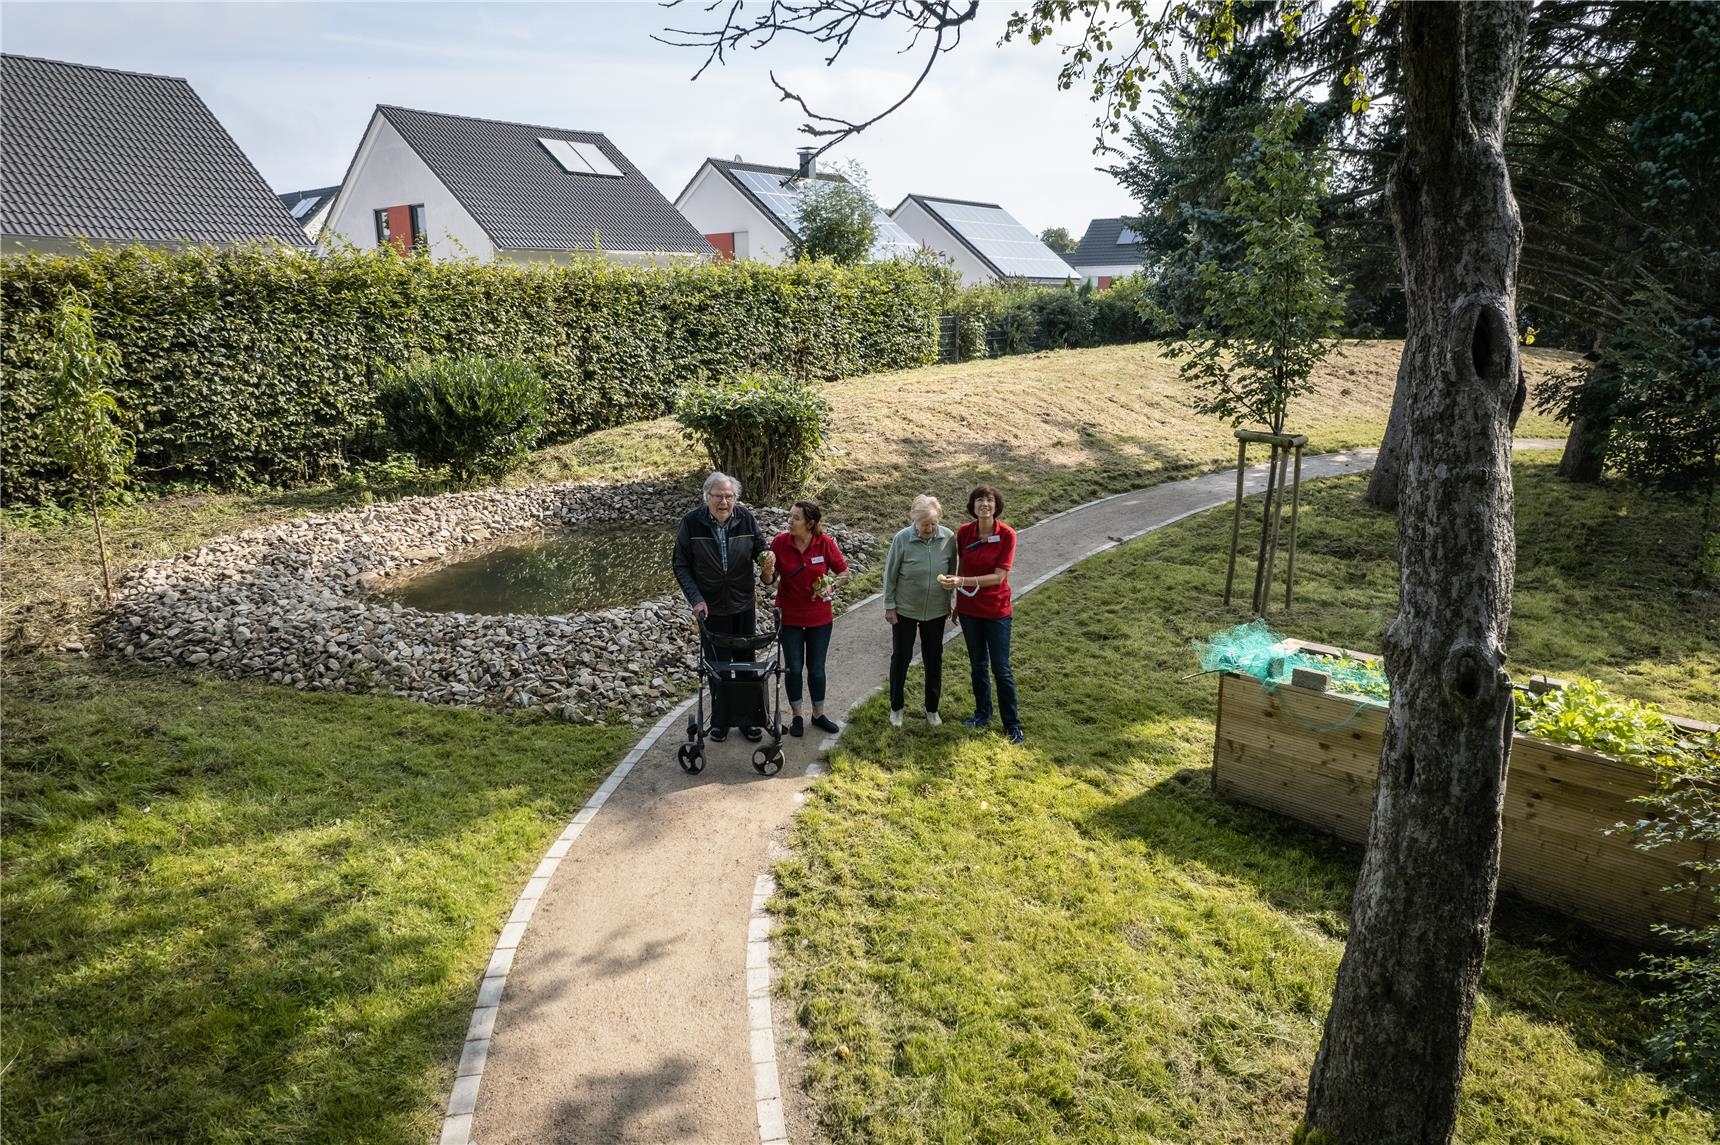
962, 715, 990, 730
1007, 727, 1025, 745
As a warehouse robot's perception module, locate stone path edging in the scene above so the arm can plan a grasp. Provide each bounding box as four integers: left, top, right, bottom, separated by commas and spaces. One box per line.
448, 440, 1565, 1145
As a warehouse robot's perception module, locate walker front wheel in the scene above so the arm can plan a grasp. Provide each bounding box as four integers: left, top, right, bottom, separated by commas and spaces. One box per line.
678, 744, 705, 774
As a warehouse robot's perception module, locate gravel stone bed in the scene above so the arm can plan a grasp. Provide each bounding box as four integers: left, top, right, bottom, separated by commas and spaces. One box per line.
106, 481, 875, 724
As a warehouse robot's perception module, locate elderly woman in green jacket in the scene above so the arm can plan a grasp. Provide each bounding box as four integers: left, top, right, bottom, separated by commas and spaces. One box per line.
883, 493, 958, 727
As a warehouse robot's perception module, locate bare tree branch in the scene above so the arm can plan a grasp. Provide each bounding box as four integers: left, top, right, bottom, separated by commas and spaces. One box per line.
658, 0, 981, 161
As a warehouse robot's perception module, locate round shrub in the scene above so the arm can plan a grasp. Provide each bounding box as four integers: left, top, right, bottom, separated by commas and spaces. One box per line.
675, 373, 830, 504
377, 355, 547, 483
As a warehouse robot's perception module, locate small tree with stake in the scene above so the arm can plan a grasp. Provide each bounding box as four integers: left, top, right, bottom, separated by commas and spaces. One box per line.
44, 289, 134, 606
1171, 100, 1345, 613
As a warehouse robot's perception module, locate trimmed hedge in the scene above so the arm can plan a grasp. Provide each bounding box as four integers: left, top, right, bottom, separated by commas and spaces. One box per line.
1, 246, 950, 503
951, 277, 1161, 358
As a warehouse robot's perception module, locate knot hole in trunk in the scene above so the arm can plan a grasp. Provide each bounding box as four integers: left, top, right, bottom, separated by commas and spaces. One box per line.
1457, 301, 1513, 390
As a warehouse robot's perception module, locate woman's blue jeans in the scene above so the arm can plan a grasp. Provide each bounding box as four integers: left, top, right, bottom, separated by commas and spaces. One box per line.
781, 622, 833, 705
959, 614, 1019, 731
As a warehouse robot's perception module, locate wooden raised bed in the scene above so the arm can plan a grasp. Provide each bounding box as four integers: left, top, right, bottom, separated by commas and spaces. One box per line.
1211, 650, 1716, 945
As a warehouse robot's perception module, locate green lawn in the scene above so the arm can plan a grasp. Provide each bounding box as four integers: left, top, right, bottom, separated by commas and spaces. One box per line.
1, 660, 633, 1144
775, 455, 1718, 1144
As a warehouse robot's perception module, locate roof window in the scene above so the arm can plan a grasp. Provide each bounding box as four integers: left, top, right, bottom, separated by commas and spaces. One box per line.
539, 137, 623, 178
1116, 225, 1142, 244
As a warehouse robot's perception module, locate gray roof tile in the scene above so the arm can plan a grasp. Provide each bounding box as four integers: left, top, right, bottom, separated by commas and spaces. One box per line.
1, 54, 310, 246
376, 105, 711, 255
1068, 217, 1146, 269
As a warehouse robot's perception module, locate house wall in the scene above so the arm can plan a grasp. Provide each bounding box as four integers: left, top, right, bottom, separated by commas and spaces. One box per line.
493, 248, 707, 269
323, 116, 492, 261
1072, 263, 1145, 289
675, 167, 782, 263
890, 199, 994, 285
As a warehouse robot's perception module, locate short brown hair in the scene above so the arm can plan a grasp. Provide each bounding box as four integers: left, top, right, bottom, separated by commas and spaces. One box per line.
967, 484, 1005, 519
792, 500, 824, 535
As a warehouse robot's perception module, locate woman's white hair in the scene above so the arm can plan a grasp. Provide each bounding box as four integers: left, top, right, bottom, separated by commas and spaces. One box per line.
909, 493, 942, 522
704, 471, 742, 500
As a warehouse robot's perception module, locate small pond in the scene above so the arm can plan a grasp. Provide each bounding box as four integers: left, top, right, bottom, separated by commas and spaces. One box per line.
382, 522, 679, 616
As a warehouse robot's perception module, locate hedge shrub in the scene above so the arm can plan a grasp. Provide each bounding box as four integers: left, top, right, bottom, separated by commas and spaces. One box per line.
1, 246, 950, 503
378, 355, 548, 483
950, 277, 1160, 359
675, 372, 830, 504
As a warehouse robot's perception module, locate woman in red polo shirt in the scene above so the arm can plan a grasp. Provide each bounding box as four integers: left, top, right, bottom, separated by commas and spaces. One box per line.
940, 484, 1023, 743
770, 501, 849, 737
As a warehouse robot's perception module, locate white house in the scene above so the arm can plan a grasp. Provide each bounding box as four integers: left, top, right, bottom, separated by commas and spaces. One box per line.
320, 105, 713, 265
1067, 217, 1148, 289
0, 54, 309, 256
673, 151, 920, 264
890, 195, 1076, 286
276, 185, 339, 242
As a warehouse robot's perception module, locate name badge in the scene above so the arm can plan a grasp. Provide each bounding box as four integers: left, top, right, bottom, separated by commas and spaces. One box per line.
985, 535, 1001, 544
810, 555, 826, 564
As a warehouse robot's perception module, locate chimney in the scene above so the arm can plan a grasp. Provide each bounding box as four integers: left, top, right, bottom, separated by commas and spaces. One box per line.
796, 147, 817, 179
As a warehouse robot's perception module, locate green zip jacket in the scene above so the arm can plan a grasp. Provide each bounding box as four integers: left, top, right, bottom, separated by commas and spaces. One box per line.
883, 524, 958, 621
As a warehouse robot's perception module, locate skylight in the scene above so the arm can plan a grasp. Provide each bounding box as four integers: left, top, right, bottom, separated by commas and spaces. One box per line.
291, 196, 322, 219
539, 137, 623, 178
1116, 226, 1143, 245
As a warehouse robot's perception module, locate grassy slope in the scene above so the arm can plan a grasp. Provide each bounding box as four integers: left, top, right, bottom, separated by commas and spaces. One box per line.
1, 341, 1572, 649
776, 456, 1718, 1145
0, 342, 1608, 1143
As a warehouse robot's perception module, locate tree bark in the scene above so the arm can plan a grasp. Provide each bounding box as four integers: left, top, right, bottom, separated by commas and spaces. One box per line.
1304, 5, 1529, 1144
1364, 351, 1413, 510
1557, 410, 1610, 482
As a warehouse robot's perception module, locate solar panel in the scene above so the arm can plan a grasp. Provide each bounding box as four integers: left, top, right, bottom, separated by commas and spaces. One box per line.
924, 200, 1075, 280
731, 167, 920, 260
291, 196, 321, 219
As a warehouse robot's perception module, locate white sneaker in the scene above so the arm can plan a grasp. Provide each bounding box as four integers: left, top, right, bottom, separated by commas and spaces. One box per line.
926, 712, 942, 727
890, 709, 904, 727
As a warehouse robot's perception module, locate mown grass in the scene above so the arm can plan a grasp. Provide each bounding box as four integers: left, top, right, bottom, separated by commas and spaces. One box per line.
0, 658, 634, 1144
774, 454, 1718, 1145
1, 340, 1574, 651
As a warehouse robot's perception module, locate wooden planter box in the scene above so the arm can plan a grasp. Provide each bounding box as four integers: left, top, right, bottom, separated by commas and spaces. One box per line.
1212, 659, 1716, 945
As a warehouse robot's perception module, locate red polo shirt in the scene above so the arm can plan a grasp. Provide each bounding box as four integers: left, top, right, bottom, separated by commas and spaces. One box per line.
770, 531, 848, 627
954, 520, 1016, 619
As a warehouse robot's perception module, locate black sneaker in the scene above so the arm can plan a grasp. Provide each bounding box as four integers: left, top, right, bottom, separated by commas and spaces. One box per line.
1007, 727, 1025, 745
741, 726, 764, 742
708, 727, 728, 743
810, 714, 840, 734
790, 716, 805, 737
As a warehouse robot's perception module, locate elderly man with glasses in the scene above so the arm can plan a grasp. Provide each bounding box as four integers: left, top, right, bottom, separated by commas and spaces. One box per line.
672, 471, 777, 742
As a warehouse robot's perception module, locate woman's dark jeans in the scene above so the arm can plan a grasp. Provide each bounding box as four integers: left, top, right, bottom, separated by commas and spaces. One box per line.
959, 614, 1019, 731
888, 615, 946, 713
780, 622, 833, 705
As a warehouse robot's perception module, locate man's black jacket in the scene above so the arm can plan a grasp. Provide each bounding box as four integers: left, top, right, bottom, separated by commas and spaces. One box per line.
672, 504, 766, 616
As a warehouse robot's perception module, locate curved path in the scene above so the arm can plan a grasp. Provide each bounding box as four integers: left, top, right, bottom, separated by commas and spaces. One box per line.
446, 443, 1558, 1145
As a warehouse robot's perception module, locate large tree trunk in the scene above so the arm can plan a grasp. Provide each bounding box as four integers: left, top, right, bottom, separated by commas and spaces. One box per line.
1365, 351, 1413, 509
1304, 5, 1529, 1144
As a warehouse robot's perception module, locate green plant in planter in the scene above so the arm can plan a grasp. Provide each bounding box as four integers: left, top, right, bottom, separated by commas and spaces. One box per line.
675, 372, 829, 504
1514, 677, 1680, 765
377, 355, 547, 484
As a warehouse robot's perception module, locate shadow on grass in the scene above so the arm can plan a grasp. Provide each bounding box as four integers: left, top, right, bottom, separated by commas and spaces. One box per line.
1083, 767, 1684, 1095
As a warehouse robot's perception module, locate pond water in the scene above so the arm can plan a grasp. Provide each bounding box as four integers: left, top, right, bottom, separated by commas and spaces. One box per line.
382, 522, 679, 616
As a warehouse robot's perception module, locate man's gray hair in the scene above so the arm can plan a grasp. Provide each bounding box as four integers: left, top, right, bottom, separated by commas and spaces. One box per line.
704, 471, 741, 500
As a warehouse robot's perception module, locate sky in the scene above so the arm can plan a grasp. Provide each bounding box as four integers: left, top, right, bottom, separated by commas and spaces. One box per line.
1, 1, 1145, 237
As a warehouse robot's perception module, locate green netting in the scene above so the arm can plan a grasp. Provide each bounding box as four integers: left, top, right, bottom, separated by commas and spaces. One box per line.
1193, 620, 1390, 701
